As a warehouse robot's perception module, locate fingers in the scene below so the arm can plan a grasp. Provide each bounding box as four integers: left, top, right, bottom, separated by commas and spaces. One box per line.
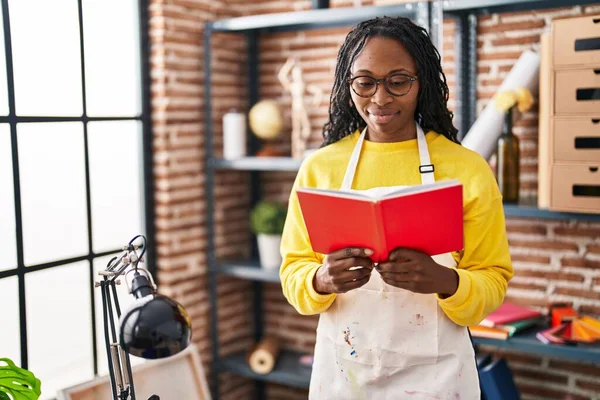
388, 247, 420, 262
376, 261, 420, 274
329, 247, 373, 261
334, 266, 372, 284
340, 274, 371, 292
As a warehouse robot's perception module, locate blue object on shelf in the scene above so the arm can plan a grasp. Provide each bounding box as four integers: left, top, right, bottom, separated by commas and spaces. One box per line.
479, 358, 521, 400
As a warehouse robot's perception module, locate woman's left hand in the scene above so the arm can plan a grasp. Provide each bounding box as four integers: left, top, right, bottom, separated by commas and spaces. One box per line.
376, 248, 458, 297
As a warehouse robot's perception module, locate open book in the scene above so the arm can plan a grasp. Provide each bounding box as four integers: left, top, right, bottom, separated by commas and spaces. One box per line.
296, 180, 464, 262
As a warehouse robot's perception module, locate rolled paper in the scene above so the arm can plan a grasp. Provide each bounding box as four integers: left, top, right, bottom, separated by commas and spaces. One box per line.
247, 336, 281, 375
461, 50, 540, 160
222, 110, 247, 160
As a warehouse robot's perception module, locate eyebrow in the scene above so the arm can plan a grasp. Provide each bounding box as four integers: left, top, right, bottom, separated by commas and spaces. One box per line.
352, 68, 410, 75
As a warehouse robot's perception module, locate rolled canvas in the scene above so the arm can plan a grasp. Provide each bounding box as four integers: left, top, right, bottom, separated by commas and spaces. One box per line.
461, 50, 540, 160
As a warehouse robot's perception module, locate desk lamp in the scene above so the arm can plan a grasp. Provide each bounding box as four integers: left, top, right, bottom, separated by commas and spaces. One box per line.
97, 235, 191, 400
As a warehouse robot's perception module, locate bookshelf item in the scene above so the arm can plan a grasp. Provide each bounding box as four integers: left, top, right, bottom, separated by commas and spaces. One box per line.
461, 50, 540, 160
222, 110, 247, 160
296, 180, 464, 262
247, 336, 282, 375
496, 107, 520, 203
479, 358, 521, 400
538, 15, 600, 214
479, 302, 542, 328
57, 345, 211, 400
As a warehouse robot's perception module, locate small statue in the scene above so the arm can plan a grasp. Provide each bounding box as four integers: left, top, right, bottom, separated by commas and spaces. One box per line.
278, 57, 323, 159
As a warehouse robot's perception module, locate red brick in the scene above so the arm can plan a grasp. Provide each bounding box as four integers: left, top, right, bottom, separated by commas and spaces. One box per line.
479, 19, 547, 34
576, 379, 600, 392
509, 239, 579, 252
561, 257, 600, 269
587, 243, 600, 255
509, 281, 547, 291
516, 270, 585, 283
555, 226, 600, 238
506, 223, 548, 236
490, 34, 541, 47
548, 360, 600, 377
553, 287, 600, 300
511, 254, 551, 264
518, 383, 571, 399
504, 295, 549, 307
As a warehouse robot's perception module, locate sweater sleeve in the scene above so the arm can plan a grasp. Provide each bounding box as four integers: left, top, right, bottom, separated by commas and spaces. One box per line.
279, 163, 336, 315
436, 172, 514, 326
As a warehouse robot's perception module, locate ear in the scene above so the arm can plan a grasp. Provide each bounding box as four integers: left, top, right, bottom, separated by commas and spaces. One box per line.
349, 99, 354, 107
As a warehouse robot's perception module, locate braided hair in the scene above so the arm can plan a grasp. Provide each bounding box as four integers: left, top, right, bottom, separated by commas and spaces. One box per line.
322, 16, 459, 146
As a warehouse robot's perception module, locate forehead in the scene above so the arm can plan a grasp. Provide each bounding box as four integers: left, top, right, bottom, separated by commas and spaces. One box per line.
351, 36, 416, 74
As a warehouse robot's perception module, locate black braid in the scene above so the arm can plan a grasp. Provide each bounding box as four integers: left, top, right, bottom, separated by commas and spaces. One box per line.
322, 16, 459, 146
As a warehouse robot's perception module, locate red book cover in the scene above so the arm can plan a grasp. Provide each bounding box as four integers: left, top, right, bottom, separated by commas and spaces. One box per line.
296, 180, 464, 263
480, 302, 542, 328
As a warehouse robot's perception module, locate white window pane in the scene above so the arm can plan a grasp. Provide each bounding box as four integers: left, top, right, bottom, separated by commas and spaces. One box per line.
0, 5, 8, 116
83, 0, 141, 117
0, 125, 17, 271
26, 262, 93, 399
93, 255, 145, 377
9, 0, 83, 116
89, 121, 143, 253
0, 276, 20, 365
19, 123, 88, 266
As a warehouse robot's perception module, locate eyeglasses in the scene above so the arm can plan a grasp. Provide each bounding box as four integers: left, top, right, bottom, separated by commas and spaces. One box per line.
347, 73, 418, 98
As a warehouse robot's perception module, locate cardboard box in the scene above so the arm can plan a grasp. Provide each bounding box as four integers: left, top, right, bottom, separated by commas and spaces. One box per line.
553, 117, 600, 162
553, 15, 600, 67
551, 164, 600, 213
554, 68, 600, 115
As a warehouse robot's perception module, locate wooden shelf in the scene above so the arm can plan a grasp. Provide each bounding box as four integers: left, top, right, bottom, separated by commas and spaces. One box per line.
503, 204, 600, 222
211, 157, 302, 172
473, 327, 600, 365
209, 4, 417, 33
218, 349, 311, 389
444, 0, 600, 14
213, 260, 280, 283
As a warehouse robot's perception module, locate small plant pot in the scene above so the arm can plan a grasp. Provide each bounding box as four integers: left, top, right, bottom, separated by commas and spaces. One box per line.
257, 234, 282, 270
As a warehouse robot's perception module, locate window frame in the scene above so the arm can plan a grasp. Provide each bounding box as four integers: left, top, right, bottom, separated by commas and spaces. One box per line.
0, 0, 156, 380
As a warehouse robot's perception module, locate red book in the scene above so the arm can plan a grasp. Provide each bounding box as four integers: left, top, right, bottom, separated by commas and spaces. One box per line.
296, 180, 464, 263
480, 302, 542, 328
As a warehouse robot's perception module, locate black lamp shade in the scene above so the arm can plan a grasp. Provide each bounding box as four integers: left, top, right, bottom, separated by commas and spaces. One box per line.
119, 294, 192, 359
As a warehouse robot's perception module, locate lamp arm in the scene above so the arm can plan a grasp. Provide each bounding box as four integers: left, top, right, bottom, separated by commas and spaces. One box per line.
101, 280, 121, 400
111, 282, 137, 400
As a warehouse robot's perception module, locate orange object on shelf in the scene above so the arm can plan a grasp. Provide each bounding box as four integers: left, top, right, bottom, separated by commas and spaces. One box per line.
551, 306, 578, 327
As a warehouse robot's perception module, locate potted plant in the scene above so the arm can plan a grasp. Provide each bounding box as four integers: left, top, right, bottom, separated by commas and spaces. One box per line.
0, 358, 41, 400
250, 201, 287, 270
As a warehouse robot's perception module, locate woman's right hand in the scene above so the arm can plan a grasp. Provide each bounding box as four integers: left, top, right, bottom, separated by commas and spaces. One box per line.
313, 248, 375, 294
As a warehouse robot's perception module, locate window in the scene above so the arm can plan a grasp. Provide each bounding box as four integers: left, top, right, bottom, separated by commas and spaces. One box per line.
0, 0, 154, 398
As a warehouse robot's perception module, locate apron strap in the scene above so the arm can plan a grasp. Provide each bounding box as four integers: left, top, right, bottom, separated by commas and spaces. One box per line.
341, 126, 367, 190
416, 124, 435, 185
341, 123, 435, 190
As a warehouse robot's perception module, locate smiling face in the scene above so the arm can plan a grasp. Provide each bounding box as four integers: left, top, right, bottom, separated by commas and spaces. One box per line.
349, 36, 420, 143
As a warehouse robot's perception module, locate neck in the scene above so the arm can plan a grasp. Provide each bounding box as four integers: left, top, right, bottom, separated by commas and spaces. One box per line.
366, 123, 417, 143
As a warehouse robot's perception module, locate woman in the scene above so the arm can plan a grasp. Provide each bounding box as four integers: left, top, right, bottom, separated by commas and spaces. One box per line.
279, 16, 513, 399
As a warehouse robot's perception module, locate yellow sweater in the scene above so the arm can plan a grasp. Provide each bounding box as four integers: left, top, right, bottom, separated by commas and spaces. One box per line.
279, 130, 514, 327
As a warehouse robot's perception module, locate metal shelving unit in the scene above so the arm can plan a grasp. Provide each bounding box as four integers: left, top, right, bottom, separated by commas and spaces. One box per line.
203, 1, 600, 398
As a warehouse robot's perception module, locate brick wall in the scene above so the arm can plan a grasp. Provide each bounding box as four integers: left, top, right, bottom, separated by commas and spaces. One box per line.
150, 1, 600, 399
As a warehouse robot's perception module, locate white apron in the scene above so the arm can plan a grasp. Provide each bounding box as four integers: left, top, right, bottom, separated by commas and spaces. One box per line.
309, 124, 481, 400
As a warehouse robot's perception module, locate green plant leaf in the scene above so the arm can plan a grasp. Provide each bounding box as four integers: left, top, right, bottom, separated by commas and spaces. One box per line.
0, 358, 41, 400
250, 201, 287, 235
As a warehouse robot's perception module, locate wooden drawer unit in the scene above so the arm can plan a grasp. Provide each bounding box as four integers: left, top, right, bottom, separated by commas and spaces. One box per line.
553, 117, 600, 163
551, 164, 600, 213
554, 67, 600, 115
553, 15, 600, 67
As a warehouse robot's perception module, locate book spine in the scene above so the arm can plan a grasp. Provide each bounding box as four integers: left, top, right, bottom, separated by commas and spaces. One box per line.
372, 202, 387, 262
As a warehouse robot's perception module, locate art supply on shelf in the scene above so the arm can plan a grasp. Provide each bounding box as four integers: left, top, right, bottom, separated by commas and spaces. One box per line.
247, 336, 281, 375
222, 109, 247, 160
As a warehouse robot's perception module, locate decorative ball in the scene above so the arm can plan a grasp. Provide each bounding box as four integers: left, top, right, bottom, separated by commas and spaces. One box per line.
248, 100, 283, 140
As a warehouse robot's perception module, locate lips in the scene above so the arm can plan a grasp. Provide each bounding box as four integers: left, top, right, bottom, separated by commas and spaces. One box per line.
367, 108, 398, 124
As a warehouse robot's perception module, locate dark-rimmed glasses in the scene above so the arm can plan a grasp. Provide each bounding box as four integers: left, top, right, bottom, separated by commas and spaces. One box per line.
347, 73, 418, 98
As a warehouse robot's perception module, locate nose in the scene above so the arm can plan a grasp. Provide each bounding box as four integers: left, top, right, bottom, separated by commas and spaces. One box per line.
370, 83, 393, 106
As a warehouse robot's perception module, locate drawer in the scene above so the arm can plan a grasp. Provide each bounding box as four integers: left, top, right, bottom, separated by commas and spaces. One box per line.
554, 68, 600, 114
553, 15, 600, 67
551, 164, 600, 214
553, 117, 600, 162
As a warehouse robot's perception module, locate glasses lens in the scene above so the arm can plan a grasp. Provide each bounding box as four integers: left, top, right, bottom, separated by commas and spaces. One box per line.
351, 77, 377, 97
386, 74, 412, 96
